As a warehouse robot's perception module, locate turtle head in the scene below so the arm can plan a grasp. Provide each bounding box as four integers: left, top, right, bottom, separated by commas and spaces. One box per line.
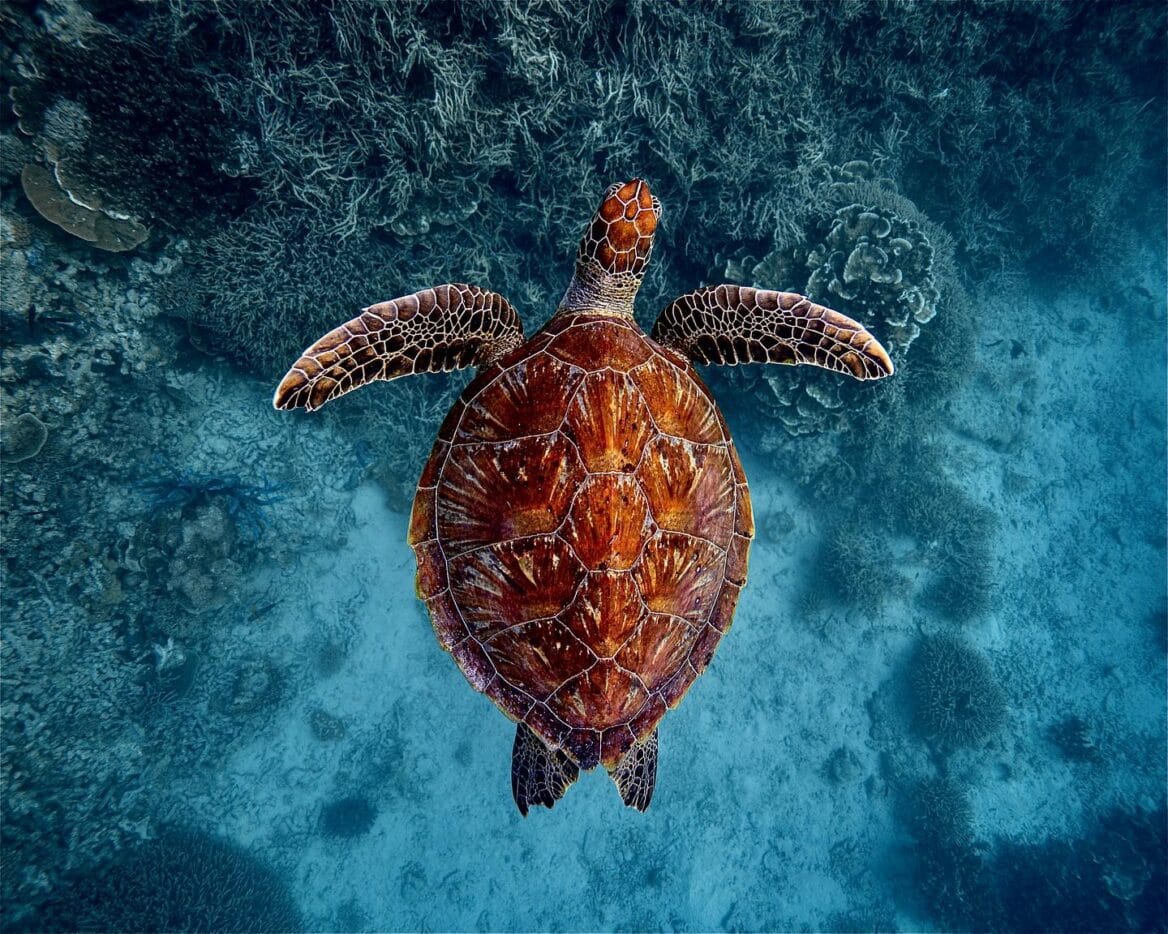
557, 179, 662, 316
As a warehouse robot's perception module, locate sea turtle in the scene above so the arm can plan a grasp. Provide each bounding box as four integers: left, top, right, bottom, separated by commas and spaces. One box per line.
274, 180, 893, 813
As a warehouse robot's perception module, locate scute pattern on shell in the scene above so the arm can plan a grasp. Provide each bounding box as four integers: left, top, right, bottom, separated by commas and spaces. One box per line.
410, 312, 752, 770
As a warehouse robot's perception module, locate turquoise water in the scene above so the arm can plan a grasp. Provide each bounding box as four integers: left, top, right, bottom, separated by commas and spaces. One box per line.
2, 2, 1165, 931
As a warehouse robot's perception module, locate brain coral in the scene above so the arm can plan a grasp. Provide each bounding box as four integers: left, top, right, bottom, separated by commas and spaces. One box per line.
0, 413, 48, 464
910, 634, 1006, 749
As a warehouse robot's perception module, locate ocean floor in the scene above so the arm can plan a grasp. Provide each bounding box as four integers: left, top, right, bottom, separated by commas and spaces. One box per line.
141, 251, 1168, 931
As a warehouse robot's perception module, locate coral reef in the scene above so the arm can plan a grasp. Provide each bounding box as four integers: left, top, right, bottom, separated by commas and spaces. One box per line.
166, 501, 246, 610
20, 161, 149, 252
805, 201, 938, 354
319, 795, 378, 839
11, 28, 254, 236
910, 634, 1007, 749
730, 166, 946, 358
714, 166, 958, 441
812, 521, 910, 615
910, 482, 998, 624
28, 828, 302, 932
110, 0, 1160, 376
901, 774, 989, 930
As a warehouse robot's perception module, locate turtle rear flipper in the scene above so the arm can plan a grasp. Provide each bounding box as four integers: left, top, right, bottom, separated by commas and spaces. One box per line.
610, 729, 658, 811
274, 284, 523, 412
652, 285, 893, 380
511, 723, 579, 816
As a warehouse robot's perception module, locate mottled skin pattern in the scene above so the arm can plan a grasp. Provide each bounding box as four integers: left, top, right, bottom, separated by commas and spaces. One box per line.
275, 179, 894, 813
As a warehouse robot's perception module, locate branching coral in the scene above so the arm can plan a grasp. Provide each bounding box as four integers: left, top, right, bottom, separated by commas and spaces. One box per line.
96, 0, 1156, 381
812, 521, 909, 615
908, 775, 974, 849
910, 634, 1007, 749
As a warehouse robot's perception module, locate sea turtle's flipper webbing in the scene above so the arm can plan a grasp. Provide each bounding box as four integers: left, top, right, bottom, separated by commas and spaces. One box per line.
511, 723, 579, 817
610, 729, 658, 812
652, 286, 894, 381
273, 284, 524, 412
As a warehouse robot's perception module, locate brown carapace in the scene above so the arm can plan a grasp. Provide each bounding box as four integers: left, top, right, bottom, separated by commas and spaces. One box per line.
275, 178, 893, 814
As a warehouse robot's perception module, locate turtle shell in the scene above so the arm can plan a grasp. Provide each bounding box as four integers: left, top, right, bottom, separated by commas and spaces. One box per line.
409, 311, 754, 771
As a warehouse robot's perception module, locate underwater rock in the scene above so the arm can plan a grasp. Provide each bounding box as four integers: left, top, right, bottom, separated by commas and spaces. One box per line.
910, 634, 1006, 750
0, 413, 48, 464
218, 654, 282, 717
319, 795, 377, 838
309, 709, 347, 742
823, 745, 864, 785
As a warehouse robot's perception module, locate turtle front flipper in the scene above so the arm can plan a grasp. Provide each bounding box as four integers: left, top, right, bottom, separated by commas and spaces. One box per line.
274, 284, 524, 411
511, 723, 579, 816
652, 285, 893, 380
610, 729, 658, 811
